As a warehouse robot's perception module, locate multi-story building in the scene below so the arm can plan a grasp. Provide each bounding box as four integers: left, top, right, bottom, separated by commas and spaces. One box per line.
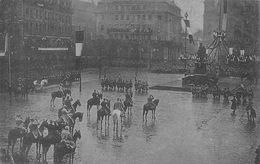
72, 0, 97, 41
95, 0, 183, 65
203, 0, 259, 54
0, 0, 74, 79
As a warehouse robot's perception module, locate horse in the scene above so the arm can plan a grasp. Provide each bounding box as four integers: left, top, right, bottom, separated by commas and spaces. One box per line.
124, 98, 133, 115
7, 117, 31, 154
112, 109, 125, 135
250, 108, 256, 123
86, 93, 103, 116
12, 83, 27, 99
97, 101, 111, 131
39, 120, 65, 162
50, 89, 71, 108
21, 121, 42, 161
53, 130, 81, 163
212, 86, 221, 100
33, 79, 48, 92
143, 99, 160, 122
60, 112, 83, 133
58, 99, 81, 118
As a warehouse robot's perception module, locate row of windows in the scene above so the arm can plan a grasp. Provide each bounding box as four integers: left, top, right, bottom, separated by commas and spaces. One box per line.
114, 5, 146, 11
111, 34, 151, 41
24, 22, 71, 35
41, 0, 71, 8
25, 7, 71, 24
112, 14, 164, 21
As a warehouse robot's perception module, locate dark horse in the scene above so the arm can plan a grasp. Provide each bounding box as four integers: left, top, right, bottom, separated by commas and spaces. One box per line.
50, 89, 71, 108
53, 130, 81, 163
86, 93, 103, 116
59, 112, 83, 133
143, 99, 160, 122
7, 117, 31, 154
39, 120, 65, 162
58, 100, 82, 118
97, 101, 111, 131
124, 98, 133, 115
21, 122, 42, 161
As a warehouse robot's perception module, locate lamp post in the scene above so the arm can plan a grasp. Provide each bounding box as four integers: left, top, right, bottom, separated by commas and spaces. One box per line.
184, 12, 188, 54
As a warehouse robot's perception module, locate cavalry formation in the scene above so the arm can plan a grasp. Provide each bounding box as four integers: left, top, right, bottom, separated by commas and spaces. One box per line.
2, 77, 159, 163
101, 76, 149, 94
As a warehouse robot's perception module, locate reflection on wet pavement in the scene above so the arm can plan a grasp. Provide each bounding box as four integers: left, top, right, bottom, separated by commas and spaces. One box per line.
0, 71, 259, 164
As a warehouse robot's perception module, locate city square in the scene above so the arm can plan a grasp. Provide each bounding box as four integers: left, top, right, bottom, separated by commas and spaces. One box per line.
0, 0, 259, 164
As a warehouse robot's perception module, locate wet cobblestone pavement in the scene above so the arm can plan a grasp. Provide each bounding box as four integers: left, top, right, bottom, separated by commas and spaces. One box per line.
0, 68, 259, 164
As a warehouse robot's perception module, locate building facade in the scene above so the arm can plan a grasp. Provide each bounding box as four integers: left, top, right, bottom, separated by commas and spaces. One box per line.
95, 0, 182, 65
0, 0, 74, 79
203, 0, 259, 54
72, 0, 97, 41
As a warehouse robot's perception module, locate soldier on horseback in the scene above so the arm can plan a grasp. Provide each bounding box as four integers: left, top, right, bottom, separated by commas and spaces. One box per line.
147, 95, 155, 109
60, 126, 75, 149
63, 95, 73, 112
15, 115, 27, 132
101, 98, 110, 114
114, 98, 124, 111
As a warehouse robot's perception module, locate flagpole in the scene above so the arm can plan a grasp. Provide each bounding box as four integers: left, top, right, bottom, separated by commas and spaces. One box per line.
7, 34, 11, 100
184, 12, 188, 54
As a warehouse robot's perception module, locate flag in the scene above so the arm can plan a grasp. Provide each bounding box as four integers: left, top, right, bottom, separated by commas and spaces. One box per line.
222, 0, 227, 31
75, 31, 84, 57
184, 20, 190, 28
5, 33, 8, 53
187, 27, 194, 44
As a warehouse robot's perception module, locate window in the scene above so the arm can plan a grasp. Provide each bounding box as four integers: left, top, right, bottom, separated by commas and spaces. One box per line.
142, 15, 146, 20
158, 15, 162, 20
137, 15, 140, 20
36, 9, 38, 19
115, 5, 119, 10
115, 15, 119, 20
101, 25, 104, 31
126, 15, 129, 20
121, 15, 124, 20
102, 15, 104, 20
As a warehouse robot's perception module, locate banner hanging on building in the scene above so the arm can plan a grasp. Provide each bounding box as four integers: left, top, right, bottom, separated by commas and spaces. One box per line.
0, 33, 8, 56
75, 31, 84, 57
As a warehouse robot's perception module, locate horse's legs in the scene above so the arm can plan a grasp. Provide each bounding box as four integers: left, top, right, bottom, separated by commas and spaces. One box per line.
143, 109, 145, 121
96, 118, 98, 130
145, 111, 148, 122
101, 119, 103, 131
11, 140, 16, 155
25, 144, 32, 158
50, 98, 53, 108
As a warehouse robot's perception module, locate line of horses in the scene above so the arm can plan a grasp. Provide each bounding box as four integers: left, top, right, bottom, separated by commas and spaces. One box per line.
101, 78, 133, 92
100, 78, 149, 94
5, 97, 83, 163
3, 84, 160, 164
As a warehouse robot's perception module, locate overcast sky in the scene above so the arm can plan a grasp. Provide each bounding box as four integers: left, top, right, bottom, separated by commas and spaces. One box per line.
80, 0, 204, 32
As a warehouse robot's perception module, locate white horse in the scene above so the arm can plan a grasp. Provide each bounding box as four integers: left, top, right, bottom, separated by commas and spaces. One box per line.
111, 109, 125, 134
33, 79, 48, 91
